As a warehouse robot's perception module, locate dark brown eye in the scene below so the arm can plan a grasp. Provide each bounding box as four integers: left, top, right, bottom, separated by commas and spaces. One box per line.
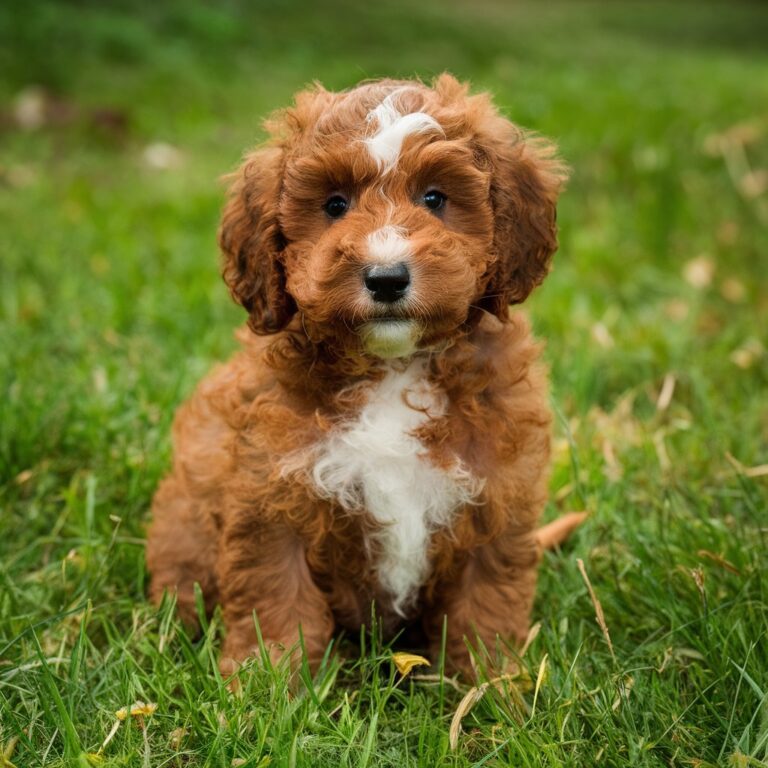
422, 189, 446, 212
323, 194, 349, 219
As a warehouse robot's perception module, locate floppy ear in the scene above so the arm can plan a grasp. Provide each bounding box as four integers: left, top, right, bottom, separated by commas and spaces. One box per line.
476, 115, 567, 318
219, 146, 295, 335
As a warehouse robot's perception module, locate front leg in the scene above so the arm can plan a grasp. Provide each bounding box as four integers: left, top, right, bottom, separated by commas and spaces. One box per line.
426, 522, 540, 677
217, 516, 334, 676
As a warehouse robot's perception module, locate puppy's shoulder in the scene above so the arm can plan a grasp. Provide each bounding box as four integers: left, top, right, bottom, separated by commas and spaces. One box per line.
170, 328, 272, 445
442, 310, 545, 392
473, 309, 540, 359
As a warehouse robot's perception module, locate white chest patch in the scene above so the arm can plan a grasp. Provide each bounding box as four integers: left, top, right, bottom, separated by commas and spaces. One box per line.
364, 90, 444, 175
306, 360, 481, 615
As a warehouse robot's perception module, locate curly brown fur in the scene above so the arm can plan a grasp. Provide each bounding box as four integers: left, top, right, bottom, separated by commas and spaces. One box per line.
146, 74, 568, 677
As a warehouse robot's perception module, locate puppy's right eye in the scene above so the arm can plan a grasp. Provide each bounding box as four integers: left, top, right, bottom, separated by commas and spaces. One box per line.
422, 189, 446, 211
323, 195, 349, 219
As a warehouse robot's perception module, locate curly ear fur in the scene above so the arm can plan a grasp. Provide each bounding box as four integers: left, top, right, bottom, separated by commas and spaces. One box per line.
219, 146, 295, 335
476, 113, 568, 318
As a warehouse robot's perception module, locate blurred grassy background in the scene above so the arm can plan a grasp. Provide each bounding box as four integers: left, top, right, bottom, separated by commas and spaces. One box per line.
1, 1, 767, 765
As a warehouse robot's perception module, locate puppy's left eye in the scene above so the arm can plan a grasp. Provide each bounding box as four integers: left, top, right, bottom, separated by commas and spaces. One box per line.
422, 190, 446, 212
323, 194, 349, 219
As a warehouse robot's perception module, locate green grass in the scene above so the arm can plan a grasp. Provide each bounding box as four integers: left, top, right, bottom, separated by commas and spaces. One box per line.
2, 0, 768, 764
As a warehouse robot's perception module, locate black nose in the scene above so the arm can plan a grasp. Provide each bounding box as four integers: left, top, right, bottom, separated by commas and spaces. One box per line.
363, 262, 411, 303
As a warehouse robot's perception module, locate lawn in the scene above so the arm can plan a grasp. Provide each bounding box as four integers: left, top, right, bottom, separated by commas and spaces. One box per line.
1, 0, 767, 765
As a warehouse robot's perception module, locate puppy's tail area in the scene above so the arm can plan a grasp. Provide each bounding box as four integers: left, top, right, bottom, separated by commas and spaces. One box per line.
536, 512, 588, 552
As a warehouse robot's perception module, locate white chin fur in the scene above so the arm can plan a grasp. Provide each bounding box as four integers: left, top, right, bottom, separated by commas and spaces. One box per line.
361, 320, 420, 359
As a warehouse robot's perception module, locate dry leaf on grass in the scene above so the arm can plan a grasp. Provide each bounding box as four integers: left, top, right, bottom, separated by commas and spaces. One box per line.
536, 512, 588, 551
115, 701, 157, 720
448, 672, 531, 750
448, 629, 543, 752
101, 701, 157, 755
391, 652, 430, 677
449, 682, 490, 750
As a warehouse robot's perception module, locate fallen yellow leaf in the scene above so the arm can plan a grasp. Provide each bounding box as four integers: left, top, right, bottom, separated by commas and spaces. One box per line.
115, 701, 157, 720
392, 652, 430, 677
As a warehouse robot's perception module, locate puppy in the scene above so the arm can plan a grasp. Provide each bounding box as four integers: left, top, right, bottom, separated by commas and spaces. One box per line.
146, 74, 567, 676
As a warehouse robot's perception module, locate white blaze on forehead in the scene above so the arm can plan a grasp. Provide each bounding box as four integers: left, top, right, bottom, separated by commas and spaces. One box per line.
364, 90, 443, 174
367, 225, 411, 264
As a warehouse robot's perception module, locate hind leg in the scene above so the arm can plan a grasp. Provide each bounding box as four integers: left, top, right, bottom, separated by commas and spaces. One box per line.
146, 473, 220, 629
